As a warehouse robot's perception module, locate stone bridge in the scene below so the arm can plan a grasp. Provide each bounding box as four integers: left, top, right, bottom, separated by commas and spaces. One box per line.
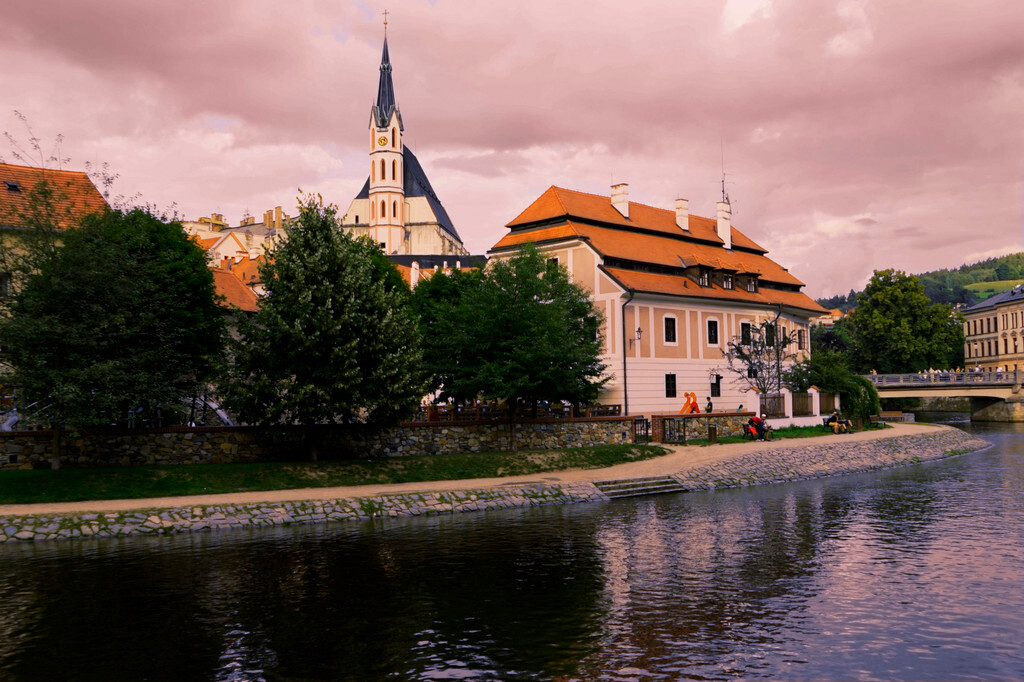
866, 370, 1024, 421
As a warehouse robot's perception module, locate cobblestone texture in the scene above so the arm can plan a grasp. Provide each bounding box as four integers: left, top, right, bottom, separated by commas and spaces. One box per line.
0, 428, 987, 544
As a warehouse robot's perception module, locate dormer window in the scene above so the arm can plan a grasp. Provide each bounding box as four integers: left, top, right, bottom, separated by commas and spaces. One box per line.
698, 269, 710, 287
746, 277, 758, 293
4, 181, 20, 192
723, 274, 733, 290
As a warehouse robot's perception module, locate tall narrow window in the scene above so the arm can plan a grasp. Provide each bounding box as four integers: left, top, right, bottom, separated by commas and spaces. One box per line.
665, 373, 677, 398
393, 201, 398, 219
380, 159, 385, 178
765, 323, 776, 347
381, 200, 386, 218
741, 322, 752, 345
798, 328, 807, 350
392, 160, 396, 180
664, 316, 677, 343
391, 127, 396, 147
707, 319, 719, 345
710, 374, 722, 398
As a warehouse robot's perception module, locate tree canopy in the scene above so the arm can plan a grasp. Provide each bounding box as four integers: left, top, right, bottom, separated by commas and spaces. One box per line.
847, 269, 964, 373
0, 208, 225, 428
427, 245, 606, 445
785, 348, 880, 420
222, 195, 423, 458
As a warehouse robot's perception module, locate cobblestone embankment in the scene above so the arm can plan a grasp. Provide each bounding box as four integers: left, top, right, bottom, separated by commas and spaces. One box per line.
0, 427, 988, 544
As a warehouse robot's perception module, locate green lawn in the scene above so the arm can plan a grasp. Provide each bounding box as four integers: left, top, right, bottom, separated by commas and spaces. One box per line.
0, 443, 669, 505
684, 423, 888, 446
965, 279, 1024, 301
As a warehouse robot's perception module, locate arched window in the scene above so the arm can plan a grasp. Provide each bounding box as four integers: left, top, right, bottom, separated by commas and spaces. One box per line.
391, 127, 396, 148
381, 200, 386, 218
380, 159, 385, 178
393, 201, 398, 219
392, 160, 396, 180
372, 162, 375, 182
371, 203, 375, 219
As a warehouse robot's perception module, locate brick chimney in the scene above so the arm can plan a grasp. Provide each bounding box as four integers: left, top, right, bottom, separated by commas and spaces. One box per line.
716, 200, 732, 249
274, 206, 282, 229
675, 198, 689, 230
611, 183, 629, 218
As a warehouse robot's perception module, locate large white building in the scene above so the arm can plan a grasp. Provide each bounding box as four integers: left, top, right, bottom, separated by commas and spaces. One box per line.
339, 38, 468, 257
489, 184, 828, 416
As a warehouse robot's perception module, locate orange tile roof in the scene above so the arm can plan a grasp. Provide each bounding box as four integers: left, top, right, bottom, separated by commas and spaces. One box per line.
232, 255, 264, 285
491, 220, 804, 287
211, 268, 259, 312
0, 162, 109, 230
603, 267, 827, 315
192, 235, 219, 251
506, 185, 768, 253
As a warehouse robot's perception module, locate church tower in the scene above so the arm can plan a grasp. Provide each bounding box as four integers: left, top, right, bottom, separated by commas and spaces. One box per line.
340, 30, 469, 258
367, 37, 405, 253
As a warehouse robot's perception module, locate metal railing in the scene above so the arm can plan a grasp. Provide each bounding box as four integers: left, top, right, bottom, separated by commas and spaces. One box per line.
865, 370, 1020, 386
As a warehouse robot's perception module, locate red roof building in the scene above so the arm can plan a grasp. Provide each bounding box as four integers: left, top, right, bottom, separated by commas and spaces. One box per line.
489, 184, 828, 415
0, 162, 108, 231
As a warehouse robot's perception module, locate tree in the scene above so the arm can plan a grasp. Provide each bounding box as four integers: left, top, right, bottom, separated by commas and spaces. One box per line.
722, 319, 798, 398
0, 208, 225, 438
222, 195, 424, 460
409, 266, 485, 396
785, 348, 880, 421
848, 269, 964, 373
432, 244, 606, 449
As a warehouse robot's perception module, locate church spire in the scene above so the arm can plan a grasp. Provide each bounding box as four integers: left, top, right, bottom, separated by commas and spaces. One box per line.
373, 37, 402, 129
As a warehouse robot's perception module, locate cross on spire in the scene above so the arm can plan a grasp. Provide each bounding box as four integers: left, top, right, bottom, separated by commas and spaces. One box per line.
383, 9, 389, 34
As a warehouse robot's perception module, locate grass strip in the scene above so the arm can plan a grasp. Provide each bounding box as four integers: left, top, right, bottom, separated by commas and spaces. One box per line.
0, 443, 669, 505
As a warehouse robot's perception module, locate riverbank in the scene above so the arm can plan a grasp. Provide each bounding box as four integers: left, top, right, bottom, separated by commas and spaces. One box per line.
0, 424, 989, 543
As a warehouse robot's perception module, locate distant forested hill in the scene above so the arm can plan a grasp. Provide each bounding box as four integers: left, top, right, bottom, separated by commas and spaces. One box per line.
816, 252, 1024, 311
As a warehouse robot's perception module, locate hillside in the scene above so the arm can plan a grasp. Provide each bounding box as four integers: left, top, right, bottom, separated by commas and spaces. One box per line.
817, 252, 1024, 311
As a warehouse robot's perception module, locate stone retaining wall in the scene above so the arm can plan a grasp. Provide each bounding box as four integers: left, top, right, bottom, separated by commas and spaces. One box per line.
0, 427, 988, 544
0, 418, 633, 470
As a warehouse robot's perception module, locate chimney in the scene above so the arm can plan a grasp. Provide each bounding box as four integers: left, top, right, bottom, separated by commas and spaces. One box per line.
675, 198, 689, 230
716, 200, 732, 249
221, 256, 231, 271
263, 210, 272, 227
274, 206, 282, 229
411, 260, 420, 288
611, 183, 629, 218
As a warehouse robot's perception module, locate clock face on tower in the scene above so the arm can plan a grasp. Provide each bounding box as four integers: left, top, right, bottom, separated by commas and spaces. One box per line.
378, 136, 388, 146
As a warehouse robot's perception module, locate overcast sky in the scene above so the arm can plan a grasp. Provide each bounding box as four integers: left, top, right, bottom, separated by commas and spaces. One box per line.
3, 0, 1023, 297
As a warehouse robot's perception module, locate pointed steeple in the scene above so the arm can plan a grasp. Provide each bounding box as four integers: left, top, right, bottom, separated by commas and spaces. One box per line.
373, 38, 402, 129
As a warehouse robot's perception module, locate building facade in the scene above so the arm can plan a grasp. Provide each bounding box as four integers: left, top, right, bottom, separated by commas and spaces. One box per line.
339, 38, 468, 257
488, 184, 827, 415
962, 286, 1024, 370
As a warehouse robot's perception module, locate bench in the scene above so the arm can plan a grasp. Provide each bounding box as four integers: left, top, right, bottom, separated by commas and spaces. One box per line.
868, 414, 885, 427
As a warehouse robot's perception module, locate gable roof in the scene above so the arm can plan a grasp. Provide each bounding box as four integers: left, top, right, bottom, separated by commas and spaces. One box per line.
0, 162, 109, 230
211, 268, 259, 312
356, 146, 461, 241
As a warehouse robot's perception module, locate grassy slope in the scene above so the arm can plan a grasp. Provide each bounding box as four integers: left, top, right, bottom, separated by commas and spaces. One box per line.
964, 279, 1024, 300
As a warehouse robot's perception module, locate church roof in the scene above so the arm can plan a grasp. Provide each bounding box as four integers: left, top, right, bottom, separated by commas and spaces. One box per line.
356, 146, 461, 241
373, 38, 403, 130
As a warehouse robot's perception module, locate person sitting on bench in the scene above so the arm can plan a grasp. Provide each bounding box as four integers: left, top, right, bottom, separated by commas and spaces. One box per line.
826, 411, 852, 433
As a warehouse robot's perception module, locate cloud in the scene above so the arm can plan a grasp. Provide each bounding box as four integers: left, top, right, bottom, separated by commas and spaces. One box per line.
1, 0, 1023, 300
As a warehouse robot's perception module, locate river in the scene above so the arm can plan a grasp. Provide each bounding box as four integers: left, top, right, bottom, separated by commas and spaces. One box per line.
0, 418, 1021, 680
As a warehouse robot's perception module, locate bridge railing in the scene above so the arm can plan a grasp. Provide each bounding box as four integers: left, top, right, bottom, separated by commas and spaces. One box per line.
865, 370, 1020, 386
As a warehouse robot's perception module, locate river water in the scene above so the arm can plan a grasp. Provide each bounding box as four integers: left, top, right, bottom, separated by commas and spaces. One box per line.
0, 419, 1022, 681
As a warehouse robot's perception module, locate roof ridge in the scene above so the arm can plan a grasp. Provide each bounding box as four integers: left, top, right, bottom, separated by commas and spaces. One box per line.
0, 162, 91, 178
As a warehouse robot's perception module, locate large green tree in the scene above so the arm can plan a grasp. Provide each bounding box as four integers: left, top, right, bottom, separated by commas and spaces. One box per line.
222, 195, 424, 460
785, 348, 880, 421
848, 269, 964, 373
0, 208, 225, 433
410, 266, 485, 397
431, 244, 606, 448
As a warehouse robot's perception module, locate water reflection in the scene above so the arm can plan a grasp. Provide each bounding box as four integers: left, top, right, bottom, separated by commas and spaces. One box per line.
0, 423, 1022, 680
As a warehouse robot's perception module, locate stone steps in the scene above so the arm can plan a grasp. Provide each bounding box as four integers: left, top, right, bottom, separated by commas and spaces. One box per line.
594, 476, 687, 499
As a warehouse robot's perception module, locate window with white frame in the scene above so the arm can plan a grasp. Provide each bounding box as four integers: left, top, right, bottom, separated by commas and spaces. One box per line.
664, 315, 677, 344
707, 319, 719, 345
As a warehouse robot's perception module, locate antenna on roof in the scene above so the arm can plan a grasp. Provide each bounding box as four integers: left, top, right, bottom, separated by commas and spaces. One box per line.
720, 138, 737, 214
383, 8, 389, 36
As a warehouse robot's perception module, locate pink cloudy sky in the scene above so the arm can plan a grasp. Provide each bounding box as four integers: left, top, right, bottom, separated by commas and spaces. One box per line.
3, 0, 1024, 298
